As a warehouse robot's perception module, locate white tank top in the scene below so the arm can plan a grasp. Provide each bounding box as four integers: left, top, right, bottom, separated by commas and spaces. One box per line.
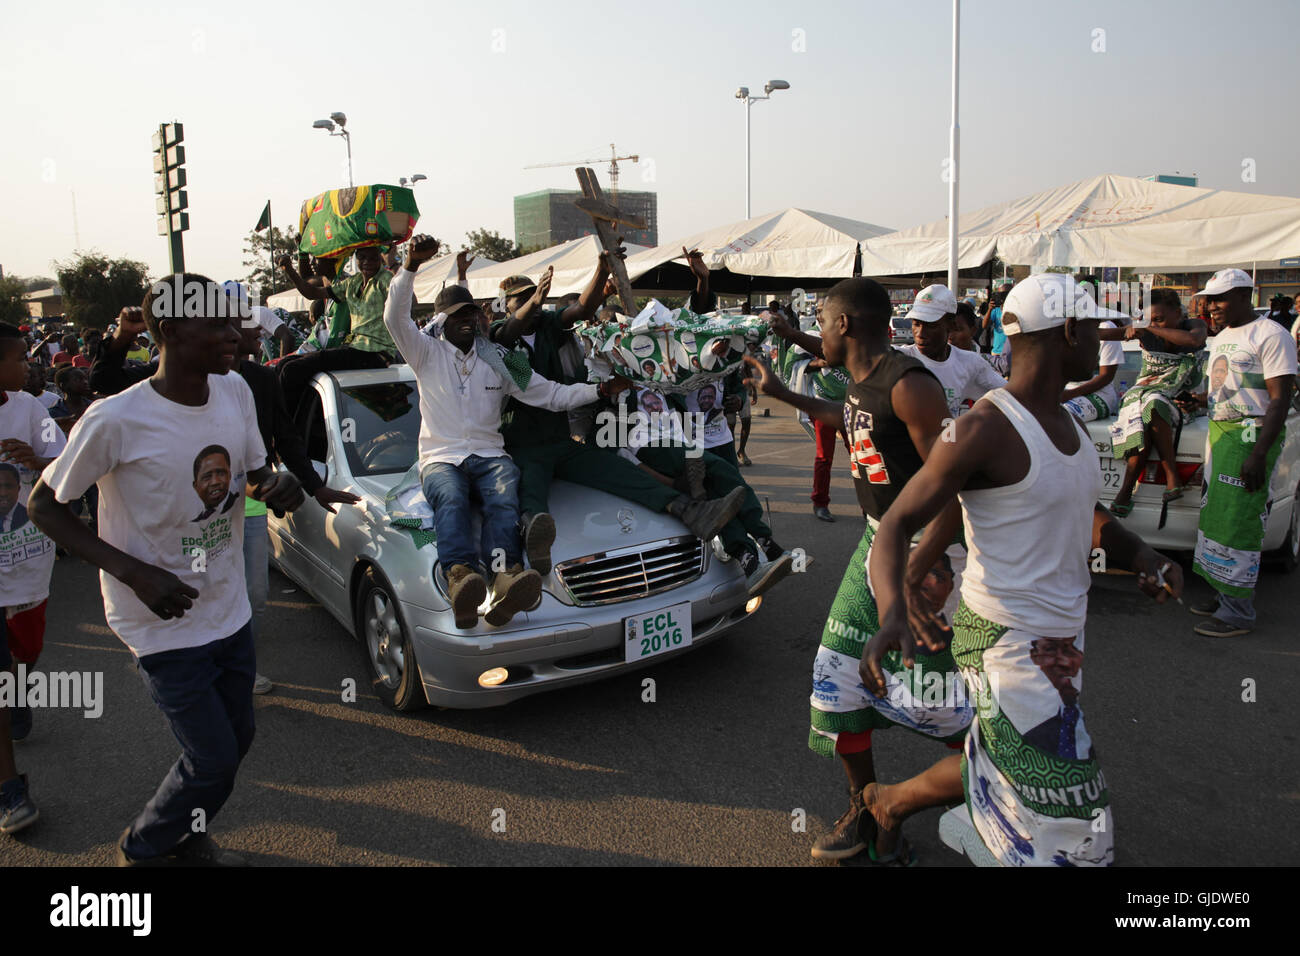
959, 388, 1102, 636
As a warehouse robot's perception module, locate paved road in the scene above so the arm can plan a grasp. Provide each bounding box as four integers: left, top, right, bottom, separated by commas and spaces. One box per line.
4, 406, 1298, 866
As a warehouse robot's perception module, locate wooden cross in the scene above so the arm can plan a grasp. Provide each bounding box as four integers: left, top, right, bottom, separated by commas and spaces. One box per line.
574, 166, 646, 316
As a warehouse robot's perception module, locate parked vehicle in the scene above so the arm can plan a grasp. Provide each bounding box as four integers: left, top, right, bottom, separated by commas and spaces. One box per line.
267, 366, 761, 711
890, 316, 914, 345
1084, 341, 1300, 568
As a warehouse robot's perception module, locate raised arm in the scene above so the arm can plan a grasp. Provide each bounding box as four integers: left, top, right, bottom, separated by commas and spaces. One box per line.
278, 255, 334, 302
495, 267, 555, 347
768, 306, 825, 359
1125, 318, 1207, 349
382, 235, 440, 364
560, 251, 618, 329
90, 307, 156, 395
742, 353, 842, 428
683, 248, 717, 314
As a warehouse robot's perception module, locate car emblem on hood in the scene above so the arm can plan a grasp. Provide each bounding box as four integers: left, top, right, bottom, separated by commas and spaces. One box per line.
617, 508, 635, 534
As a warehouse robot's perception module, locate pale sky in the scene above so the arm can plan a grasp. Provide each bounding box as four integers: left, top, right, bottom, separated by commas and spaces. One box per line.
3, 0, 1297, 286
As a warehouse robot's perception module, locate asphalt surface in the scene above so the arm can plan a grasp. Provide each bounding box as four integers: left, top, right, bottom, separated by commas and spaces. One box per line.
4, 405, 1298, 867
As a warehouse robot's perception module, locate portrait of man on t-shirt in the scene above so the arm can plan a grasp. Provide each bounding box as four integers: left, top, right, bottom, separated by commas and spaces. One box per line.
695, 383, 721, 422
191, 444, 239, 522
0, 463, 29, 532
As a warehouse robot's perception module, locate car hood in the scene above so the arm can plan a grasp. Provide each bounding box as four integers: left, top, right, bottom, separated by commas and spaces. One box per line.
348, 474, 691, 561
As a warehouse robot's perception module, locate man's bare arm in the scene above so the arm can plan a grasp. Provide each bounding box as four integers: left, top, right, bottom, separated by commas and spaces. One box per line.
742, 354, 842, 429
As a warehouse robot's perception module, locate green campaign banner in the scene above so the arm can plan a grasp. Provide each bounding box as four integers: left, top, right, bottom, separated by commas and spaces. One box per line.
577, 306, 770, 394
297, 185, 420, 259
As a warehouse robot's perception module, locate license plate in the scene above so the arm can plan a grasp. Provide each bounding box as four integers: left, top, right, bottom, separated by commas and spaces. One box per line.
624, 602, 692, 663
1098, 457, 1124, 491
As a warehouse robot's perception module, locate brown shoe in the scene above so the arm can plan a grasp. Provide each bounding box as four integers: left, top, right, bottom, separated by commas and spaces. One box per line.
485, 564, 542, 627
446, 564, 487, 630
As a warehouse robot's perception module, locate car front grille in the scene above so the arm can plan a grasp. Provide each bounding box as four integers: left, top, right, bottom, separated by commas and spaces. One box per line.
554, 536, 706, 607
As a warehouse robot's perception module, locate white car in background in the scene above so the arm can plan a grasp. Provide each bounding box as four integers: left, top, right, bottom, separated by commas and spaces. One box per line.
1084, 340, 1300, 570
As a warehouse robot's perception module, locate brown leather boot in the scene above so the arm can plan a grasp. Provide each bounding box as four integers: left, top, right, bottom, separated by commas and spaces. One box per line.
446, 564, 487, 630
485, 564, 542, 627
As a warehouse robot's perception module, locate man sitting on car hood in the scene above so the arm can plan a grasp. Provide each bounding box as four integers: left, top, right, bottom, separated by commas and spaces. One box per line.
384, 235, 634, 630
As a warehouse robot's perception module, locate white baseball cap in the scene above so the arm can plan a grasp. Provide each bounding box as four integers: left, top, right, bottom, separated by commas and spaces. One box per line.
1196, 268, 1254, 297
1001, 274, 1105, 336
906, 284, 958, 322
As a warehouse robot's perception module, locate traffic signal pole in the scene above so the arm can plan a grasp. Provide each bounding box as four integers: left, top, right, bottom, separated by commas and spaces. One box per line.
153, 122, 188, 274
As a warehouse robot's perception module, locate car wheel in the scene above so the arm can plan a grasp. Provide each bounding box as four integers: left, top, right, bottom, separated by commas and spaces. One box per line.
356, 568, 425, 712
1273, 483, 1300, 573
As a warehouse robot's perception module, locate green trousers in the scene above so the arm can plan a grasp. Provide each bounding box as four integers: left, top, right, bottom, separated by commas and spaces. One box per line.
635, 446, 770, 556
706, 440, 740, 470
509, 441, 679, 517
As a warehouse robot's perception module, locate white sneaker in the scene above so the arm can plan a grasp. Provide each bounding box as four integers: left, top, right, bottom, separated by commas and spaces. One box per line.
252, 674, 274, 695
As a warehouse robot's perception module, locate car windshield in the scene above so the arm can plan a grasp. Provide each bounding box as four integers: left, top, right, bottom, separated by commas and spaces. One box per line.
337, 382, 422, 477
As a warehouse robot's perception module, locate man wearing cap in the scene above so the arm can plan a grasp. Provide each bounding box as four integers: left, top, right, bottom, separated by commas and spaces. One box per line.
277, 246, 400, 416
860, 273, 1183, 867
744, 277, 970, 865
489, 255, 744, 572
898, 284, 1006, 421
1191, 269, 1297, 637
385, 236, 636, 628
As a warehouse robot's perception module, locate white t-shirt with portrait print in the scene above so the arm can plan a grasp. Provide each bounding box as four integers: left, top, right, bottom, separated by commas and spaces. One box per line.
41, 373, 267, 658
1206, 317, 1298, 422
0, 390, 67, 606
898, 343, 1007, 418
617, 387, 684, 463
683, 382, 732, 449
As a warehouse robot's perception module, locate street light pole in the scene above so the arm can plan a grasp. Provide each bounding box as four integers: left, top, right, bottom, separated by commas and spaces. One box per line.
736, 81, 790, 220
313, 112, 353, 186
947, 0, 961, 294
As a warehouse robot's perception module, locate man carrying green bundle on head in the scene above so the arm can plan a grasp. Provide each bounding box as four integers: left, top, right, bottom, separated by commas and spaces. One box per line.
276, 244, 402, 416
1191, 269, 1296, 637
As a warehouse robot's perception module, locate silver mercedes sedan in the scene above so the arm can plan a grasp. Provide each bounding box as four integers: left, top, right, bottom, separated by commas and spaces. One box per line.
268, 366, 761, 712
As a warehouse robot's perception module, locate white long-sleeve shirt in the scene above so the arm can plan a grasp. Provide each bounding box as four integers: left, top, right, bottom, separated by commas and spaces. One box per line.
384, 267, 598, 467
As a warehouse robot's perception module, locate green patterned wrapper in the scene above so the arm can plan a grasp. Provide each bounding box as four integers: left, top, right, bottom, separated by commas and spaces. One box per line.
298, 185, 420, 259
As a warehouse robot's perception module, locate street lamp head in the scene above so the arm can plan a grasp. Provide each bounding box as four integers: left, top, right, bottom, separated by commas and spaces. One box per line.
735, 86, 750, 99
764, 80, 790, 94
312, 119, 335, 131
329, 111, 348, 127
410, 173, 427, 183
398, 177, 408, 186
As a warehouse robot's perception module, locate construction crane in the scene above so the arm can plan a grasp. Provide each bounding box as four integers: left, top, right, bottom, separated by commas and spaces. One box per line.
524, 143, 639, 202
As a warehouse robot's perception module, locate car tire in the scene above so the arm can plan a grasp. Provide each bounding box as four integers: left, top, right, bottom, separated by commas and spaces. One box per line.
1271, 483, 1300, 573
356, 568, 425, 712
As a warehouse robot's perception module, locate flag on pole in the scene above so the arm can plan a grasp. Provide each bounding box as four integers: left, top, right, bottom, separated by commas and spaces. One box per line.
254, 201, 271, 232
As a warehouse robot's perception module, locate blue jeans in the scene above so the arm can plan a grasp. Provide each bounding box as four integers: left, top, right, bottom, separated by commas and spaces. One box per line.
124, 621, 255, 860
420, 455, 522, 572
243, 512, 269, 642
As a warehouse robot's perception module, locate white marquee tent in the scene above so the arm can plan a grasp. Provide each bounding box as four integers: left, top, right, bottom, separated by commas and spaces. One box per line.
626, 208, 895, 292
455, 235, 649, 301
858, 174, 1300, 275
411, 251, 500, 303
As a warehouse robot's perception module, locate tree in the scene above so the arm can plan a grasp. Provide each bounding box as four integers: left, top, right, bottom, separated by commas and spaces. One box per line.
242, 226, 298, 298
0, 276, 30, 325
55, 252, 151, 330
464, 228, 522, 262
